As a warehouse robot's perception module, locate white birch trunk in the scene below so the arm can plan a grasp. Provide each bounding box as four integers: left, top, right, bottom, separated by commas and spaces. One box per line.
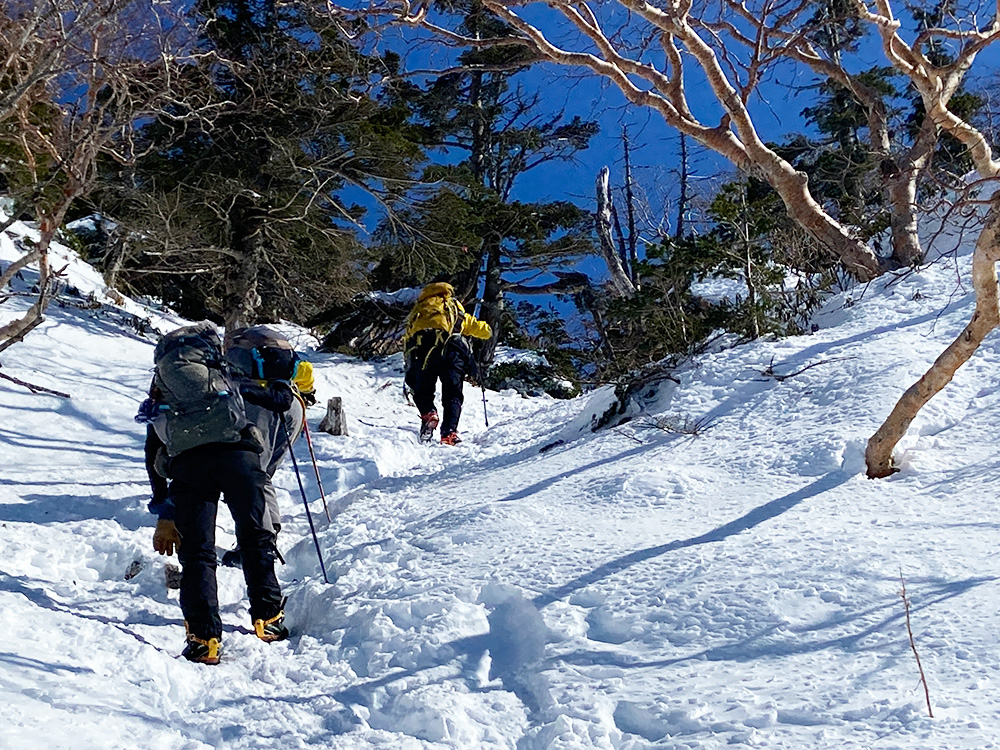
866, 200, 1000, 477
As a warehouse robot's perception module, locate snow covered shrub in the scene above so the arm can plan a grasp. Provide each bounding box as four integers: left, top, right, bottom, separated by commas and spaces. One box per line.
485, 358, 578, 400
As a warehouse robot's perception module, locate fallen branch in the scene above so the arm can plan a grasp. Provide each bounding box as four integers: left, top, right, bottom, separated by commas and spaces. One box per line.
899, 570, 933, 718
641, 413, 716, 436
759, 355, 857, 382
0, 362, 71, 398
614, 427, 644, 444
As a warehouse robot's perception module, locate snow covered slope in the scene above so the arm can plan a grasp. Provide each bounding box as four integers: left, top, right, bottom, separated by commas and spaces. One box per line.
3, 220, 1000, 749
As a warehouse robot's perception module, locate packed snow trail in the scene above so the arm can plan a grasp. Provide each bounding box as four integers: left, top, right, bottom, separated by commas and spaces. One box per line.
6, 226, 1000, 748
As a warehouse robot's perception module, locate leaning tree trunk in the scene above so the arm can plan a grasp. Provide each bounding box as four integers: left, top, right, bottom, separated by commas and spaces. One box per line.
595, 167, 636, 298
0, 213, 65, 354
0, 247, 41, 298
885, 118, 935, 267
223, 196, 264, 331
886, 172, 925, 268
866, 199, 1000, 478
453, 248, 483, 303
102, 231, 129, 291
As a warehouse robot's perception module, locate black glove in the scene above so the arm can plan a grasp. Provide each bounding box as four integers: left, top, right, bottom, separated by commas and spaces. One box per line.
240, 379, 294, 413
301, 390, 317, 406
135, 398, 166, 424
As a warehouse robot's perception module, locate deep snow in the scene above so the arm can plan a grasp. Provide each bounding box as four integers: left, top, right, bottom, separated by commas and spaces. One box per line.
4, 218, 1000, 749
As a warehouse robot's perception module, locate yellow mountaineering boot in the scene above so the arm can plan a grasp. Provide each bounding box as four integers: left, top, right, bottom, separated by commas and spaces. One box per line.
253, 610, 289, 643
182, 623, 222, 665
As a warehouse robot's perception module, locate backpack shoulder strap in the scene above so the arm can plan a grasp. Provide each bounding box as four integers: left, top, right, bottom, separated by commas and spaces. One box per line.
446, 297, 463, 333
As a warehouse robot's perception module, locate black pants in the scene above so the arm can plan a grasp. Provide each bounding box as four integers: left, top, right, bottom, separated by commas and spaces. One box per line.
170, 444, 283, 639
405, 333, 468, 435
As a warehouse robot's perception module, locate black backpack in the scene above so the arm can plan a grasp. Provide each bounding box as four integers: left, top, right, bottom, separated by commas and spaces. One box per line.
151, 322, 253, 456
224, 326, 300, 382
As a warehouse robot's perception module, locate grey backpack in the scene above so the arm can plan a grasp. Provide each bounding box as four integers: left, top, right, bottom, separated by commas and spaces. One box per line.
152, 322, 253, 456
224, 325, 299, 381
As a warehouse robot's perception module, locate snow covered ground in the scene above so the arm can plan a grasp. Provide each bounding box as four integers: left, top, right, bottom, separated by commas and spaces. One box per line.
4, 220, 1000, 749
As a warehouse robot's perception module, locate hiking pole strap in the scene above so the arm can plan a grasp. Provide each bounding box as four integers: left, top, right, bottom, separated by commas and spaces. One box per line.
282, 419, 330, 584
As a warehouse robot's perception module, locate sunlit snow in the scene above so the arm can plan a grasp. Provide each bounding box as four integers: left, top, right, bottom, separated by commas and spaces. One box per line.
3, 215, 1000, 749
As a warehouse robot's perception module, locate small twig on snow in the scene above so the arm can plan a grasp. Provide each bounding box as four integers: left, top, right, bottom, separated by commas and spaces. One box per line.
900, 570, 933, 718
614, 427, 644, 444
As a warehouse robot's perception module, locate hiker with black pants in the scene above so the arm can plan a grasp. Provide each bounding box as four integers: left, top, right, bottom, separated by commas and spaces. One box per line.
159, 441, 283, 644
404, 282, 492, 445
215, 381, 303, 567
139, 322, 290, 664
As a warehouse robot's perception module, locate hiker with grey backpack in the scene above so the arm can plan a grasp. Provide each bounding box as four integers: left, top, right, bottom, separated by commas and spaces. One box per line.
138, 321, 290, 664
217, 325, 316, 568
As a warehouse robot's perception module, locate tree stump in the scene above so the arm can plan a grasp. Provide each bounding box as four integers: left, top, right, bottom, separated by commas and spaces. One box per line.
319, 396, 348, 436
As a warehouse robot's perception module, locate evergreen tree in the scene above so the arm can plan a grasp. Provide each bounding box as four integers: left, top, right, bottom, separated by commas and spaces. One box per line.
373, 0, 598, 367
778, 68, 897, 248
595, 170, 841, 380
92, 0, 420, 328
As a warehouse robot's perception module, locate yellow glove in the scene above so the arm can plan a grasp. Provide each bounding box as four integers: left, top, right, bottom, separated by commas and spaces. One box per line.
153, 519, 181, 556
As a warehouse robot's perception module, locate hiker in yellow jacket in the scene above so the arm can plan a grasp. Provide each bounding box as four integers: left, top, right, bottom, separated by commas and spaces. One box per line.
404, 282, 492, 444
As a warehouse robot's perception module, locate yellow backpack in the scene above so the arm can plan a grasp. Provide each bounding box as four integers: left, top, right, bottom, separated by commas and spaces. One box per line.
405, 283, 462, 340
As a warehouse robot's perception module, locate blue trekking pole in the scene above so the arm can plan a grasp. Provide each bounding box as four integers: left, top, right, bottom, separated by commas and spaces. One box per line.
282, 420, 330, 584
